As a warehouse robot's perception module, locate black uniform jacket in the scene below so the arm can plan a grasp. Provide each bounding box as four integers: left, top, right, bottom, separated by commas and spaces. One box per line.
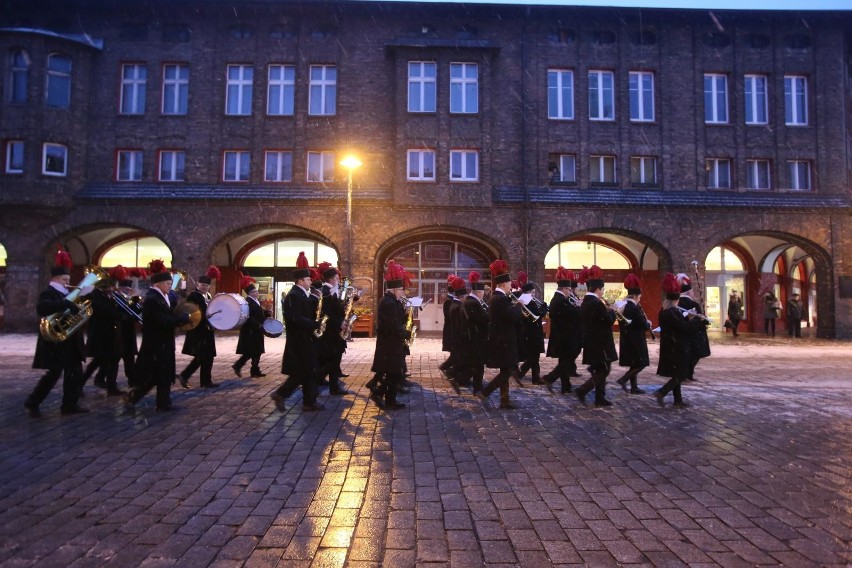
32, 285, 86, 370
677, 296, 711, 359
461, 295, 490, 367
520, 298, 547, 356
447, 296, 466, 354
182, 290, 216, 358
486, 290, 521, 369
657, 307, 704, 378
281, 286, 320, 376
441, 297, 454, 352
580, 294, 618, 368
617, 300, 650, 368
135, 288, 184, 383
371, 292, 410, 375
236, 296, 266, 355
86, 287, 124, 359
546, 291, 582, 359
319, 285, 346, 359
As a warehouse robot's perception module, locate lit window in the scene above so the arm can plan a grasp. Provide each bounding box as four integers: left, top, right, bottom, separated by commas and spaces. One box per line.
629, 71, 654, 122
589, 70, 614, 120
706, 158, 731, 189
162, 64, 189, 115
746, 159, 771, 190
704, 73, 728, 124
5, 141, 24, 173
223, 150, 250, 181
547, 69, 574, 120
42, 143, 67, 176
590, 155, 616, 184
117, 150, 143, 181
307, 151, 335, 182
264, 151, 292, 182
308, 65, 336, 116
450, 63, 478, 114
159, 150, 185, 182
408, 62, 436, 113
744, 74, 768, 125
267, 65, 295, 116
407, 149, 435, 181
784, 75, 808, 126
120, 64, 147, 115
450, 149, 478, 182
226, 65, 253, 115
46, 53, 71, 108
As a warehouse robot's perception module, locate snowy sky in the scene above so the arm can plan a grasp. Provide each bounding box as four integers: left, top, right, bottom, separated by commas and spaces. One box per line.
370, 0, 849, 10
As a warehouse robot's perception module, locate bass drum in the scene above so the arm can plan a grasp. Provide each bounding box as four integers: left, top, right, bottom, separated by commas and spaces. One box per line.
262, 318, 285, 338
207, 293, 249, 331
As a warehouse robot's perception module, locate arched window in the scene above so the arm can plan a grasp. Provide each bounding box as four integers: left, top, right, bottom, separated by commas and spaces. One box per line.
243, 239, 337, 268
10, 49, 29, 103
99, 236, 172, 268
704, 246, 747, 327
46, 53, 71, 108
544, 240, 629, 270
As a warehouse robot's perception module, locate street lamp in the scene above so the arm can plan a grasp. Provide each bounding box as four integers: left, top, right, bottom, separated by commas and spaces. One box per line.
340, 155, 362, 277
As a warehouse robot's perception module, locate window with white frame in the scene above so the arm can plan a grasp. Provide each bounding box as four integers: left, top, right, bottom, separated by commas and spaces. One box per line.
267, 65, 295, 116
704, 73, 728, 124
787, 160, 811, 190
629, 71, 654, 122
548, 154, 576, 183
159, 150, 185, 182
117, 150, 143, 181
630, 156, 657, 185
588, 70, 614, 120
10, 49, 29, 103
450, 149, 478, 181
46, 53, 71, 108
408, 62, 436, 113
744, 74, 768, 125
42, 143, 67, 176
162, 64, 188, 115
225, 65, 253, 115
120, 64, 147, 115
5, 141, 24, 173
746, 159, 771, 190
706, 158, 731, 188
307, 151, 335, 182
450, 63, 478, 114
223, 150, 250, 181
547, 70, 574, 120
784, 75, 808, 126
264, 151, 292, 182
407, 150, 436, 181
308, 65, 336, 116
590, 155, 616, 184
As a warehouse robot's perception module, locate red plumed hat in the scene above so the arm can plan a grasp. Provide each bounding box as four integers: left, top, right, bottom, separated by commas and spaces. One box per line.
586, 265, 604, 289
451, 276, 466, 292
469, 271, 485, 291
676, 273, 692, 293
624, 273, 642, 294
384, 261, 406, 289
662, 272, 681, 299
309, 268, 322, 282
148, 259, 171, 284
517, 271, 528, 287
109, 265, 128, 282
240, 271, 256, 293
51, 247, 73, 276
293, 251, 311, 279
490, 259, 511, 284
446, 273, 457, 292
556, 266, 576, 287
206, 265, 221, 281
129, 267, 147, 279
317, 261, 337, 280
577, 266, 590, 285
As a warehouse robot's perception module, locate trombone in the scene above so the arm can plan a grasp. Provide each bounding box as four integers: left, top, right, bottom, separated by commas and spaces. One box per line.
510, 294, 541, 322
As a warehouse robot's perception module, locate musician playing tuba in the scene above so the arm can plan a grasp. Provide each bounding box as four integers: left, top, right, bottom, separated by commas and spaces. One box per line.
25, 248, 90, 417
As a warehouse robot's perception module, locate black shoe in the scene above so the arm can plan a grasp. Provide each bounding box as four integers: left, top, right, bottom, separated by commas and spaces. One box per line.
630, 387, 646, 394
385, 402, 406, 410
107, 389, 127, 397
232, 364, 242, 378
594, 399, 613, 407
448, 378, 461, 395
329, 388, 349, 396
178, 375, 190, 389
251, 372, 266, 378
270, 392, 286, 411
303, 403, 325, 411
201, 382, 220, 389
575, 391, 588, 405
339, 373, 349, 378
617, 377, 629, 392
531, 377, 545, 385
156, 405, 179, 412
61, 405, 90, 415
512, 373, 524, 387
673, 400, 690, 409
654, 391, 666, 407
24, 402, 41, 418
93, 379, 107, 389
499, 401, 516, 409
369, 392, 385, 408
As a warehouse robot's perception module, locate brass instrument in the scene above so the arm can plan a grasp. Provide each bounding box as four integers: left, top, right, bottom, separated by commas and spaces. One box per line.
404, 299, 417, 347
678, 307, 709, 322
510, 294, 540, 322
175, 301, 201, 331
340, 279, 359, 340
171, 269, 188, 291
39, 266, 108, 343
113, 289, 143, 324
612, 299, 633, 326
567, 294, 581, 307
313, 292, 329, 338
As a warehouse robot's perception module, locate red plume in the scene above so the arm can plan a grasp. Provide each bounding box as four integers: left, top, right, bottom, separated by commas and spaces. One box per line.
384, 261, 406, 283
517, 271, 528, 287
309, 268, 322, 282
206, 265, 221, 281
296, 251, 309, 270
109, 265, 128, 282
239, 272, 256, 290
55, 248, 73, 269
578, 266, 590, 285
489, 259, 508, 278
511, 279, 519, 290
556, 266, 575, 282
317, 261, 332, 275
148, 259, 167, 274
451, 276, 465, 291
129, 267, 147, 279
468, 271, 481, 285
588, 265, 603, 280
624, 273, 642, 290
662, 272, 681, 295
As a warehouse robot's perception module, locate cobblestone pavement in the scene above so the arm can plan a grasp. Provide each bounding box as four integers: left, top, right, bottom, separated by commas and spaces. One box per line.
0, 331, 849, 567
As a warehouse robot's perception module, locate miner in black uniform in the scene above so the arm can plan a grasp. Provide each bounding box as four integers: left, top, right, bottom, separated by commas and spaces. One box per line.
233, 274, 267, 378
516, 271, 547, 385
677, 272, 711, 381
542, 267, 582, 394
576, 265, 617, 407
616, 273, 651, 394
316, 262, 350, 395
438, 274, 457, 377
179, 266, 220, 389
82, 273, 125, 396
370, 261, 411, 410
458, 271, 490, 394
656, 273, 705, 408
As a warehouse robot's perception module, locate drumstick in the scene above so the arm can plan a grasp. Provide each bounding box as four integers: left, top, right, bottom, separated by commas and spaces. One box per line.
207, 309, 223, 317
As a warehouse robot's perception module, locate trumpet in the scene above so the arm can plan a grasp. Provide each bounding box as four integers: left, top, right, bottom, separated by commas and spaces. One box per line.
510, 294, 541, 322
603, 298, 633, 326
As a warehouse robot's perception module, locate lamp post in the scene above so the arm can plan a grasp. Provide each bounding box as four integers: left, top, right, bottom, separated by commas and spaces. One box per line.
340, 155, 362, 278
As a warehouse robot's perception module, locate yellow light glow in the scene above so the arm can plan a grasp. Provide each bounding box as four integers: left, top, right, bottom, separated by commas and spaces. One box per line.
340, 155, 362, 170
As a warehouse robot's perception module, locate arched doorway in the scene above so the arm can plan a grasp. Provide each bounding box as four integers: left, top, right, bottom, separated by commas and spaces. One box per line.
99, 235, 172, 269
703, 245, 748, 328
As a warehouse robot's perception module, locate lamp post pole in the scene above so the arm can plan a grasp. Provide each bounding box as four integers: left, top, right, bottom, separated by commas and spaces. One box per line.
340, 155, 362, 278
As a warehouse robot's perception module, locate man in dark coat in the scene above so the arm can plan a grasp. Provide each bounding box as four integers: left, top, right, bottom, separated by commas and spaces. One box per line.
676, 273, 710, 380
370, 261, 411, 410
476, 260, 522, 409
516, 272, 547, 385
119, 272, 143, 385
438, 275, 456, 375
616, 274, 650, 394
125, 268, 190, 412
656, 273, 705, 408
273, 254, 323, 411
316, 262, 350, 395
444, 277, 468, 387
82, 279, 125, 396
179, 268, 219, 389
543, 267, 582, 394
457, 271, 490, 394
576, 265, 617, 407
233, 276, 267, 378
25, 253, 88, 417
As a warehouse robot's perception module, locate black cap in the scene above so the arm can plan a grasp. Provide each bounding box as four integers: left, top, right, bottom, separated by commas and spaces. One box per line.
151, 272, 171, 284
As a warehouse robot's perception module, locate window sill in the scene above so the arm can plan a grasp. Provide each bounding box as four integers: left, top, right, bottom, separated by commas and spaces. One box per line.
589, 182, 618, 187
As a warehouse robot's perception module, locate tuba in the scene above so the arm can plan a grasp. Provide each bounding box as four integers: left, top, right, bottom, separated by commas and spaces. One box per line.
39, 266, 108, 343
403, 297, 417, 347
313, 292, 329, 338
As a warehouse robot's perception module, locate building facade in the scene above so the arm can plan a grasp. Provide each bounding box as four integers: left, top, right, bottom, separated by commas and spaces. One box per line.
1, 0, 850, 337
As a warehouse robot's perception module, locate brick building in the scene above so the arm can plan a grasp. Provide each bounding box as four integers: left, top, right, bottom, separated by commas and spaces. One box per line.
0, 0, 850, 337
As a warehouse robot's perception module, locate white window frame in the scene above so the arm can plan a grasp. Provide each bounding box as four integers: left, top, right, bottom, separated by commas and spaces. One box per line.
223, 150, 250, 182
746, 159, 771, 190
704, 73, 729, 124
550, 154, 576, 183
162, 64, 188, 115
588, 70, 614, 121
120, 64, 147, 115
787, 160, 811, 191
42, 143, 67, 176
630, 156, 657, 185
264, 150, 293, 182
744, 74, 768, 125
590, 155, 616, 184
408, 62, 436, 113
449, 149, 479, 182
116, 150, 143, 182
628, 71, 655, 122
5, 140, 24, 173
784, 75, 808, 126
307, 151, 335, 182
449, 62, 478, 114
225, 65, 253, 116
46, 53, 71, 108
706, 158, 732, 189
158, 150, 185, 182
267, 65, 295, 116
407, 149, 436, 181
308, 65, 337, 116
547, 69, 574, 120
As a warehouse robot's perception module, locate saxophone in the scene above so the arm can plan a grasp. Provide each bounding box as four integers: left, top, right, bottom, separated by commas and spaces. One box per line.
404, 300, 417, 347
340, 285, 358, 340
313, 292, 329, 338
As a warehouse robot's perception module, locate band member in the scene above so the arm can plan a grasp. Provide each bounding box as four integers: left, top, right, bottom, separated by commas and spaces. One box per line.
458, 271, 490, 394
616, 274, 650, 394
179, 266, 220, 389
370, 261, 411, 410
676, 273, 711, 380
121, 268, 145, 385
516, 271, 547, 385
316, 262, 349, 395
439, 274, 457, 376
543, 267, 582, 394
476, 260, 522, 409
82, 269, 125, 396
444, 276, 467, 388
273, 252, 323, 411
656, 273, 703, 408
576, 265, 617, 407
233, 274, 267, 378
124, 261, 191, 413
25, 249, 88, 417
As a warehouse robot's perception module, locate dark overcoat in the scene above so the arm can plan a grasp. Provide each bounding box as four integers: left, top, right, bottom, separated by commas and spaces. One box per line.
85, 287, 123, 359
486, 290, 521, 369
319, 285, 346, 359
181, 290, 216, 358
32, 285, 86, 370
580, 294, 617, 368
441, 297, 454, 352
617, 300, 650, 367
677, 296, 711, 359
519, 298, 547, 356
134, 288, 183, 384
461, 295, 490, 367
236, 296, 265, 355
657, 307, 703, 378
371, 292, 409, 375
447, 297, 466, 353
281, 286, 320, 376
546, 292, 582, 358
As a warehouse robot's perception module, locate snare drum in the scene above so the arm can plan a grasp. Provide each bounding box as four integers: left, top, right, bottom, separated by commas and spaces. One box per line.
262, 318, 285, 338
207, 293, 249, 331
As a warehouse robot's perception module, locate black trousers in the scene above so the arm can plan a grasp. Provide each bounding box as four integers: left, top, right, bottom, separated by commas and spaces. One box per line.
576, 362, 610, 402
764, 318, 776, 336
181, 355, 214, 386
27, 361, 82, 410
519, 353, 541, 381
384, 372, 404, 404
128, 369, 172, 409
234, 353, 261, 375
482, 366, 512, 401
275, 372, 318, 405
788, 319, 802, 338
548, 354, 578, 391
658, 376, 684, 403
